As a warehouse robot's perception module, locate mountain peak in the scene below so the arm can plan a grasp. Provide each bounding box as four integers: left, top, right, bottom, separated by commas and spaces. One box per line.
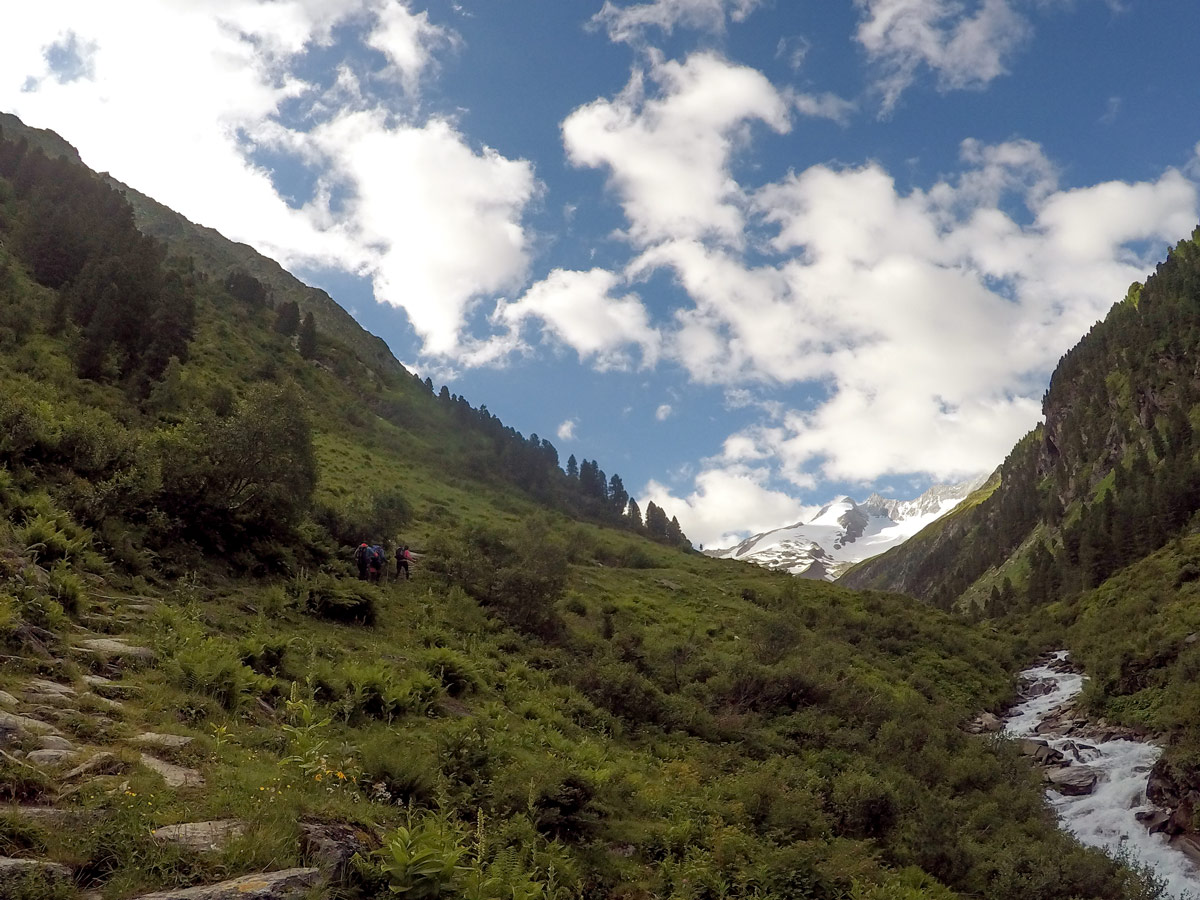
707, 478, 983, 580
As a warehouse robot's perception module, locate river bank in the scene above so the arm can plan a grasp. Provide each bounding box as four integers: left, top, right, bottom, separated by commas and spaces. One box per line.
1001, 652, 1200, 898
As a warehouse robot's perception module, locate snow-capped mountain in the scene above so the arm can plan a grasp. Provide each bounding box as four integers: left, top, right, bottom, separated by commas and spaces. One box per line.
707, 478, 986, 581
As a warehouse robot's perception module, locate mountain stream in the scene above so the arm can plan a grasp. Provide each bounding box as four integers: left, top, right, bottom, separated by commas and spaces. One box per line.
1005, 652, 1199, 898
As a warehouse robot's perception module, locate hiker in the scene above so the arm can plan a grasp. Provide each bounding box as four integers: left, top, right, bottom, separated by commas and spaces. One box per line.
353, 542, 370, 581
396, 544, 412, 580
368, 544, 385, 583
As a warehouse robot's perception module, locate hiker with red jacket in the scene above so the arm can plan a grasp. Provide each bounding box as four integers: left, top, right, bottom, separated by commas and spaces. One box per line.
396, 544, 413, 580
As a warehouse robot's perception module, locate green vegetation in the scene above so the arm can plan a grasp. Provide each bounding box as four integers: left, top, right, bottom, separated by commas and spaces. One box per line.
0, 115, 1175, 899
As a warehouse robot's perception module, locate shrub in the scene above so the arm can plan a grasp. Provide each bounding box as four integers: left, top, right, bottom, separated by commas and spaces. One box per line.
290, 574, 378, 626
421, 647, 481, 698
168, 638, 267, 710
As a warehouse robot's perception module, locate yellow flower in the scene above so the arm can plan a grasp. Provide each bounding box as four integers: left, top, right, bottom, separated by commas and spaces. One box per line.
336, 771, 346, 780
314, 774, 322, 782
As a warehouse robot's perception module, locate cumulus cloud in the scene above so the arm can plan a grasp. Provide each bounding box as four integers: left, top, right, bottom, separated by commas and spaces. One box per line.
592, 0, 762, 43
495, 268, 661, 370
366, 1, 456, 92
656, 403, 673, 421
557, 418, 578, 440
306, 110, 537, 357
562, 51, 790, 248
638, 139, 1198, 491
641, 467, 817, 548
854, 0, 1033, 113
0, 0, 538, 361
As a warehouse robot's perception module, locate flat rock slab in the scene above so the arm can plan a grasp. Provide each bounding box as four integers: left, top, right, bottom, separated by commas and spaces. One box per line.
1045, 765, 1100, 796
0, 691, 18, 708
129, 867, 321, 899
27, 748, 77, 768
153, 820, 246, 852
132, 733, 194, 751
140, 753, 204, 788
0, 856, 74, 886
26, 679, 76, 697
84, 674, 135, 698
2, 805, 95, 826
35, 734, 75, 751
74, 638, 155, 665
0, 710, 62, 737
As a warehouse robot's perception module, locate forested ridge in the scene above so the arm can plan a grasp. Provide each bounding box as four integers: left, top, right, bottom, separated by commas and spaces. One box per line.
0, 113, 1171, 900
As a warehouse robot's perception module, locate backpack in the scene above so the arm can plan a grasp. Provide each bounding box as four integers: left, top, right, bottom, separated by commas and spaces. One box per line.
369, 545, 384, 567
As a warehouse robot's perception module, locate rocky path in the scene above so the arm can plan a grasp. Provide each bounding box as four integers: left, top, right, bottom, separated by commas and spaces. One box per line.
0, 592, 335, 899
1002, 652, 1200, 899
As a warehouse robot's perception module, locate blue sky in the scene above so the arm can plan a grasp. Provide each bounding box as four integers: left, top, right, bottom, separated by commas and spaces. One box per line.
4, 1, 1200, 547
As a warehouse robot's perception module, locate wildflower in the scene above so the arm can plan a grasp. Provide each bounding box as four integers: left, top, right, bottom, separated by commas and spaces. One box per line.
315, 774, 323, 782
336, 771, 346, 780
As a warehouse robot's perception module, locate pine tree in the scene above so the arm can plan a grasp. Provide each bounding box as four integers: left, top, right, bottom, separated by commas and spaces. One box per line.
273, 300, 300, 335
645, 502, 668, 538
627, 497, 642, 529
298, 311, 317, 359
608, 474, 628, 516
566, 454, 578, 479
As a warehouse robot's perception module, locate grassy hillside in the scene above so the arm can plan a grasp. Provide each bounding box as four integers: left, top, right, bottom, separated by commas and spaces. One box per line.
0, 115, 1168, 899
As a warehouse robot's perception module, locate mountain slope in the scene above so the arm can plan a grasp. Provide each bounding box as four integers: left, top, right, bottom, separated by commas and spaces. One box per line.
0, 112, 1162, 900
842, 233, 1200, 612
710, 480, 982, 580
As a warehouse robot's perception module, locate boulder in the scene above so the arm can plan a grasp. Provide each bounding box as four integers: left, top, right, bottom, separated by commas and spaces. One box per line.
140, 753, 204, 788
1017, 738, 1048, 757
0, 856, 74, 888
152, 820, 246, 852
966, 712, 1003, 734
132, 733, 194, 751
1169, 834, 1200, 866
1033, 745, 1066, 766
127, 867, 321, 899
1135, 809, 1171, 834
35, 735, 75, 751
73, 638, 155, 666
1045, 765, 1099, 796
26, 748, 76, 768
300, 820, 381, 882
0, 691, 18, 708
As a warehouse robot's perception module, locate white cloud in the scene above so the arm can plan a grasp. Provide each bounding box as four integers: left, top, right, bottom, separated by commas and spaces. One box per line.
626, 138, 1197, 512
854, 0, 1033, 113
0, 1, 539, 362
792, 91, 857, 125
306, 110, 538, 357
366, 1, 456, 92
557, 418, 578, 440
592, 0, 762, 43
495, 268, 660, 370
656, 403, 673, 420
641, 467, 816, 548
562, 51, 790, 248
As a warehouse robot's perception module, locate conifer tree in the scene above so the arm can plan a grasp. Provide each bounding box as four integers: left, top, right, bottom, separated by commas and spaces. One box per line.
298, 311, 317, 359
273, 300, 300, 335
608, 474, 628, 516
645, 502, 668, 537
566, 454, 578, 479
627, 497, 642, 529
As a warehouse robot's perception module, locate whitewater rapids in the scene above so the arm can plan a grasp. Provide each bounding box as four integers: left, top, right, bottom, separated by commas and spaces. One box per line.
1004, 652, 1199, 899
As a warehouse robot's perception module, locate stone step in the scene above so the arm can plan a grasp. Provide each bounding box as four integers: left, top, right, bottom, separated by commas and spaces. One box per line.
140, 753, 204, 789
152, 820, 246, 852
128, 867, 320, 899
